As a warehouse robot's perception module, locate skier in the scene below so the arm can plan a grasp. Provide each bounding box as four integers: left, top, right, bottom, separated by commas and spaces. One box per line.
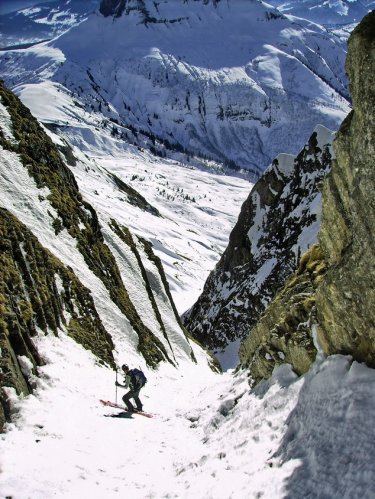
115, 364, 147, 412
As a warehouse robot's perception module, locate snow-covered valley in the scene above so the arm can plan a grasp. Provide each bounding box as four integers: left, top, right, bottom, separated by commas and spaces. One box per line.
70, 149, 251, 314
1, 77, 252, 314
1, 1, 375, 498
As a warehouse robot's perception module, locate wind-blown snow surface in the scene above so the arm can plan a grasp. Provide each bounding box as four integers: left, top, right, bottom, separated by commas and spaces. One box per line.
1, 333, 375, 498
82, 153, 250, 314
0, 0, 99, 48
267, 0, 375, 25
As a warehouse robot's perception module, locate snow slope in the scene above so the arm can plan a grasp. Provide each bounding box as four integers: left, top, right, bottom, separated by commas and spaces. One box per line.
0, 0, 99, 49
267, 0, 375, 25
0, 83, 217, 380
1, 329, 375, 498
4, 78, 251, 314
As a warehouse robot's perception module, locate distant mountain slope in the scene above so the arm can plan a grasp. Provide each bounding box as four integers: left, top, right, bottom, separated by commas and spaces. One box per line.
0, 0, 99, 49
266, 0, 375, 25
183, 125, 335, 369
0, 0, 350, 176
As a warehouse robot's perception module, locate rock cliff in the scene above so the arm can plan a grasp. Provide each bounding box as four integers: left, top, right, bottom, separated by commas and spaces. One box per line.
240, 11, 375, 383
315, 11, 375, 365
183, 126, 334, 367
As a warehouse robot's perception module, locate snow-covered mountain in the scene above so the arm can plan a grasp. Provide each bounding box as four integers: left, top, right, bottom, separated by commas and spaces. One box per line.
184, 124, 335, 368
0, 0, 99, 49
0, 0, 351, 176
1, 5, 375, 498
267, 0, 375, 26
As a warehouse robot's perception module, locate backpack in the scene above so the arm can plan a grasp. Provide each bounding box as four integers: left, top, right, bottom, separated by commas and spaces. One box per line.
130, 368, 147, 388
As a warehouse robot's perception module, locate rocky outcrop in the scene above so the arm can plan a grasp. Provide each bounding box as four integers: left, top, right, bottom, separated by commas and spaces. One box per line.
183, 126, 334, 364
239, 244, 326, 384
0, 81, 200, 430
240, 11, 375, 383
315, 11, 375, 365
100, 0, 134, 18
99, 0, 221, 18
0, 208, 115, 429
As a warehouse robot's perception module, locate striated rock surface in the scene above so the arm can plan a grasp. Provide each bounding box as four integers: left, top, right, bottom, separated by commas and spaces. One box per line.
239, 244, 326, 384
315, 11, 375, 365
183, 126, 334, 366
240, 11, 375, 383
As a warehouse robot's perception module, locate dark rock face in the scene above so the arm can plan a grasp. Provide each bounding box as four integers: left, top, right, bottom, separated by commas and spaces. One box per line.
0, 208, 116, 429
183, 126, 334, 361
99, 0, 127, 17
99, 0, 157, 20
240, 11, 375, 384
99, 0, 221, 18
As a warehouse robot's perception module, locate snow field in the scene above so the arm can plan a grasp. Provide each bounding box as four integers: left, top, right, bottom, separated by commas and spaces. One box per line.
69, 149, 251, 314
2, 329, 375, 498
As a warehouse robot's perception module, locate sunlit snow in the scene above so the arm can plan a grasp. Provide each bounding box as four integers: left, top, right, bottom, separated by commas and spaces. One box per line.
1, 2, 375, 498
1, 331, 375, 498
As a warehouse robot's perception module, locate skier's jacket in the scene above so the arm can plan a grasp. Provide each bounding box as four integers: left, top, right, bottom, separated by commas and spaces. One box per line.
128, 369, 147, 390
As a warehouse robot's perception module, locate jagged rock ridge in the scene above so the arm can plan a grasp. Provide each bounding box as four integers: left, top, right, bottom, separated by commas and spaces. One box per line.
183, 125, 334, 366
0, 82, 201, 430
240, 11, 375, 383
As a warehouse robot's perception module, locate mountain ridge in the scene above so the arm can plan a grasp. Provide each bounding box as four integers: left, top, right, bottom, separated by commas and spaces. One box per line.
0, 0, 351, 175
183, 124, 335, 368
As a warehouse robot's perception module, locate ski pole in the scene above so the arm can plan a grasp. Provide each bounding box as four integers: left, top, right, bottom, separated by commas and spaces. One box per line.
115, 368, 118, 404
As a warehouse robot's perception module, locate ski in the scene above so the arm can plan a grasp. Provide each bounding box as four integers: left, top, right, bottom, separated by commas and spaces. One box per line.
100, 399, 153, 418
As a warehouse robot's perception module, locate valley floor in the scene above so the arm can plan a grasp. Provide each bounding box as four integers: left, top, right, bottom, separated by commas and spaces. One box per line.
1, 332, 375, 499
